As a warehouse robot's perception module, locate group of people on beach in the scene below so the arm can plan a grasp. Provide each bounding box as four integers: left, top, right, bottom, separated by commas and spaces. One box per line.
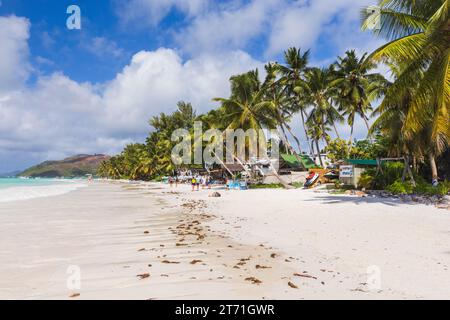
168, 175, 212, 191
190, 175, 212, 191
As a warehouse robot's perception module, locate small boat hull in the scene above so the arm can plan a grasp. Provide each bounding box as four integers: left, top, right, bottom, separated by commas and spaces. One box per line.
304, 173, 320, 188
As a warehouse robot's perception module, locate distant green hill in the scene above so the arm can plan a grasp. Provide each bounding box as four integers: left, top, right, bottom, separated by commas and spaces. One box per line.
19, 154, 110, 178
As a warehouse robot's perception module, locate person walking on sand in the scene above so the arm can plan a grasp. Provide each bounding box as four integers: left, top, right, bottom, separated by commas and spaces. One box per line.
169, 176, 174, 188
207, 175, 212, 189
201, 175, 206, 189
195, 175, 200, 191
191, 176, 196, 191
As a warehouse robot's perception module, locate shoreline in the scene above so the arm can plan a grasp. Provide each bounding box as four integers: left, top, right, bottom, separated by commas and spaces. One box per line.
0, 181, 449, 299
0, 179, 88, 203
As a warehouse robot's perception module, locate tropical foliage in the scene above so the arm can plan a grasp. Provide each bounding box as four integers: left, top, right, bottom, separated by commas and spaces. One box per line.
323, 135, 389, 163
362, 0, 450, 180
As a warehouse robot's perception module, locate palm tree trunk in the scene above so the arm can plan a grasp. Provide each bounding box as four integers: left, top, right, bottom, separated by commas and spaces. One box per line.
349, 124, 354, 143
214, 152, 234, 177
284, 122, 302, 154
362, 115, 370, 134
279, 125, 290, 154
278, 126, 309, 170
315, 140, 324, 167
332, 121, 340, 139
223, 130, 291, 189
264, 157, 294, 189
429, 153, 438, 182
321, 124, 329, 146
300, 110, 313, 154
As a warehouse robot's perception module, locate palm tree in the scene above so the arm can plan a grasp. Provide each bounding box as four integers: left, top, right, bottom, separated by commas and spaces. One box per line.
296, 67, 343, 142
332, 50, 386, 141
307, 123, 330, 168
263, 62, 304, 156
276, 47, 313, 153
362, 0, 449, 181
213, 70, 292, 188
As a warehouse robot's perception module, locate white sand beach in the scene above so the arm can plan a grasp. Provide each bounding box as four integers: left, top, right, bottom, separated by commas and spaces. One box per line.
0, 181, 449, 299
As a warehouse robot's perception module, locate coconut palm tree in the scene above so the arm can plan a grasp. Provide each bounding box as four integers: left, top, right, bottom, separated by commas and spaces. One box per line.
295, 67, 343, 143
263, 62, 304, 156
362, 0, 450, 181
332, 50, 386, 141
213, 70, 292, 188
276, 47, 313, 153
306, 123, 330, 168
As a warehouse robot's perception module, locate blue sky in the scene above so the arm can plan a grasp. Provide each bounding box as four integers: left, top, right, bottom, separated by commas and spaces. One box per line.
0, 0, 384, 172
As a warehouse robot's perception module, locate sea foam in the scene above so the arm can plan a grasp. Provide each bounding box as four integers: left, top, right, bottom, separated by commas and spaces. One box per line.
0, 182, 87, 203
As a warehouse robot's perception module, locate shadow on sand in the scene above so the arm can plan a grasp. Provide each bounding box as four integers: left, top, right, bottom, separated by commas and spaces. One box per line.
303, 193, 418, 207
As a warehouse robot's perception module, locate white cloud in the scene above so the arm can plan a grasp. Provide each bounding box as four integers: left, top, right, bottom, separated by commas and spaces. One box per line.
266, 0, 377, 56
174, 0, 278, 55
0, 16, 30, 94
102, 48, 263, 134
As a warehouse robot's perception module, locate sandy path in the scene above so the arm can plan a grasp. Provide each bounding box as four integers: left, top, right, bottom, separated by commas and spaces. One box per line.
0, 181, 449, 299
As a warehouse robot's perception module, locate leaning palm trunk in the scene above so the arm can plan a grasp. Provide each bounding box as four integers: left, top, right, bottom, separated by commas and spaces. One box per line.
332, 122, 340, 139
284, 122, 303, 154
263, 155, 293, 189
204, 132, 253, 179
300, 110, 313, 154
225, 145, 253, 179
278, 126, 307, 167
213, 152, 234, 177
279, 125, 290, 154
362, 115, 370, 133
259, 130, 293, 189
217, 132, 291, 188
349, 124, 354, 143
315, 140, 324, 167
429, 153, 438, 182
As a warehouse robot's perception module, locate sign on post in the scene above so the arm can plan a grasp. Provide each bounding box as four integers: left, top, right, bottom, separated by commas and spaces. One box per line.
339, 165, 354, 178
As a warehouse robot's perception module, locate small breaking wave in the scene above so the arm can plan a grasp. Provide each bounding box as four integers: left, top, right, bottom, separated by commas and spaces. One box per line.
0, 182, 87, 203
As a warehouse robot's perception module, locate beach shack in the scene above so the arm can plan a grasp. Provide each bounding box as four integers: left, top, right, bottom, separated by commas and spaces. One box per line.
339, 159, 378, 188
279, 153, 318, 173
220, 163, 245, 177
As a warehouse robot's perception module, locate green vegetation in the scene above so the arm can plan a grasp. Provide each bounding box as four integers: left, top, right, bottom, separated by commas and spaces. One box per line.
248, 183, 284, 189
99, 0, 448, 193
20, 154, 110, 178
291, 181, 304, 189
358, 162, 450, 196
363, 0, 449, 181
323, 134, 389, 163
386, 180, 450, 196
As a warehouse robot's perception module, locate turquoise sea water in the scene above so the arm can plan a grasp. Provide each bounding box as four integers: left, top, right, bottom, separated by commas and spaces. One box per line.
0, 178, 87, 203
0, 178, 62, 189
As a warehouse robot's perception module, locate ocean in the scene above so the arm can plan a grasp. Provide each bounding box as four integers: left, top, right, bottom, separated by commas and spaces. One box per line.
0, 178, 87, 203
